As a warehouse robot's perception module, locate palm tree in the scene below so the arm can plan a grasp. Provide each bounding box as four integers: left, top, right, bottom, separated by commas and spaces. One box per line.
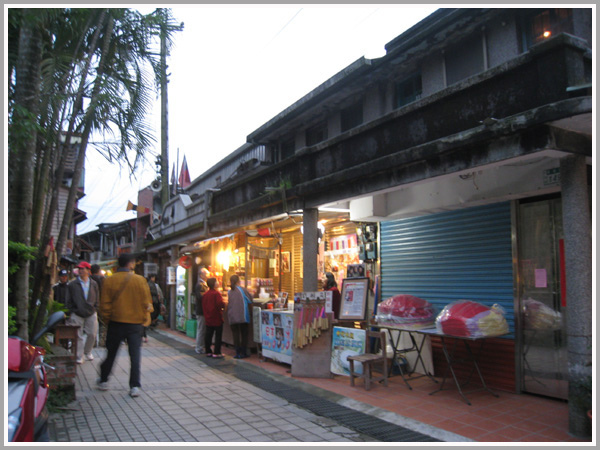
8, 7, 183, 338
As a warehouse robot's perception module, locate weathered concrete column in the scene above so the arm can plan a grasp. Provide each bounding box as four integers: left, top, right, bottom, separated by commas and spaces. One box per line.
302, 208, 319, 292
560, 155, 592, 438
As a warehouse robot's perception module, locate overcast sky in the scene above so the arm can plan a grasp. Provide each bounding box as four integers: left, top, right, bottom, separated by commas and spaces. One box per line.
77, 5, 439, 234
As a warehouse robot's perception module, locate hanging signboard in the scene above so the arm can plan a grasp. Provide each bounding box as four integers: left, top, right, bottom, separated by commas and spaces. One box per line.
167, 266, 176, 285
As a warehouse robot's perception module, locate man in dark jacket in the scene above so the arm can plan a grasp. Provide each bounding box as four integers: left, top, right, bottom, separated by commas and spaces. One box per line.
194, 268, 209, 354
90, 264, 104, 296
66, 261, 100, 364
52, 269, 70, 304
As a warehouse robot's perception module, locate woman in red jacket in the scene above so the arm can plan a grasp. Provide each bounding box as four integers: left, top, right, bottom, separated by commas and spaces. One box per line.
201, 278, 225, 358
323, 272, 342, 320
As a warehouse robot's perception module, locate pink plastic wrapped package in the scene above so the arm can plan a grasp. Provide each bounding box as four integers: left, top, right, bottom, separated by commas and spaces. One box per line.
523, 298, 562, 330
435, 300, 508, 337
375, 294, 436, 329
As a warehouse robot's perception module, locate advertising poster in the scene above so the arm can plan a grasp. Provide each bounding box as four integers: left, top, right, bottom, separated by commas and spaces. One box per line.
330, 326, 366, 376
261, 310, 293, 364
340, 278, 369, 320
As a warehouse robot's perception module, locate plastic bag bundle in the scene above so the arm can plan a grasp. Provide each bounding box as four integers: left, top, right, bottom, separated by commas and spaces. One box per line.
435, 300, 509, 337
375, 294, 436, 329
523, 298, 562, 330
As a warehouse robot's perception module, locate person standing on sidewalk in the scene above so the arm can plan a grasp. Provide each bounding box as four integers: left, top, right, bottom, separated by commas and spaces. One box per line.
194, 268, 210, 354
202, 277, 225, 358
227, 275, 253, 359
90, 264, 106, 346
323, 272, 342, 320
97, 253, 153, 398
52, 269, 70, 304
66, 261, 100, 364
142, 274, 164, 342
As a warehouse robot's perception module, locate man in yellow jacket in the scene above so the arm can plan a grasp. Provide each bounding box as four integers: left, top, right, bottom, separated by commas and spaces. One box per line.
97, 253, 153, 398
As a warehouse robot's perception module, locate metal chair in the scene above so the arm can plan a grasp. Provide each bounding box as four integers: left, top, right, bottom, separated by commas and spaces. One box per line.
348, 330, 389, 390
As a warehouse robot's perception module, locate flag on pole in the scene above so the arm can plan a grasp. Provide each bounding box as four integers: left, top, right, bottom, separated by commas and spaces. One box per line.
126, 200, 150, 214
178, 155, 191, 189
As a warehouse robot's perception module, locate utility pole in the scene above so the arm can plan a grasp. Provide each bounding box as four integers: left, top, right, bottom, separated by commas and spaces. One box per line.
159, 9, 170, 207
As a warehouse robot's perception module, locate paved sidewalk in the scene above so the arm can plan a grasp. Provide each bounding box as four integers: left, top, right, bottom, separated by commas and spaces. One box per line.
48, 332, 454, 443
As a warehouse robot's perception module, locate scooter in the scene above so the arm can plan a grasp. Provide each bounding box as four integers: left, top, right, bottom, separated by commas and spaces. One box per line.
7, 311, 66, 442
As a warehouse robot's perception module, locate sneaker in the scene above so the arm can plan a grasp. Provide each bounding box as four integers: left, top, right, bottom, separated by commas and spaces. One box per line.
85, 353, 94, 361
129, 387, 140, 398
76, 357, 84, 364
96, 378, 109, 391
195, 349, 205, 354
205, 353, 213, 357
212, 354, 224, 359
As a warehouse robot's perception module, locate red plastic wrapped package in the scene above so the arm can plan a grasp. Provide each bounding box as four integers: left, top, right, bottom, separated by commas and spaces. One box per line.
375, 294, 436, 329
435, 300, 508, 337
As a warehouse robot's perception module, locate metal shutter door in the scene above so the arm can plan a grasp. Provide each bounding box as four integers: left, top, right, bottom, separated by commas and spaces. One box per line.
380, 202, 515, 336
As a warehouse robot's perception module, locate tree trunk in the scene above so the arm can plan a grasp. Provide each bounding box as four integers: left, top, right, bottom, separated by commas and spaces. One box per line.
31, 9, 108, 338
30, 11, 98, 308
8, 10, 43, 340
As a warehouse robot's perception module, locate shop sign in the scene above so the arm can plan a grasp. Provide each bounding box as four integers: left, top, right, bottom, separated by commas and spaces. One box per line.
543, 167, 560, 186
178, 255, 192, 269
330, 326, 366, 376
166, 266, 176, 285
144, 263, 158, 278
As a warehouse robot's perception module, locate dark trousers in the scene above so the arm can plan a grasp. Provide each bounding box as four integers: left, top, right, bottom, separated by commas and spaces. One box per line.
230, 322, 249, 349
100, 322, 143, 388
205, 324, 223, 354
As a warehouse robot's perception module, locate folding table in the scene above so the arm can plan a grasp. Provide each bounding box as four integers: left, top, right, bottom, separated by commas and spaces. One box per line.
371, 324, 437, 390
417, 327, 503, 405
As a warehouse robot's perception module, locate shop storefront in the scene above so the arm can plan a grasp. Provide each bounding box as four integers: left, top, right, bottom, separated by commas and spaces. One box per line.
379, 198, 570, 399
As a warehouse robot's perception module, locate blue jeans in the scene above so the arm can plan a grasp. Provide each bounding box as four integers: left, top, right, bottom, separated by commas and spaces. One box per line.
100, 322, 143, 388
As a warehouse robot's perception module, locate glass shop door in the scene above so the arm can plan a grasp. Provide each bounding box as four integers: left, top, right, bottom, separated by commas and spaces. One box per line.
517, 196, 568, 399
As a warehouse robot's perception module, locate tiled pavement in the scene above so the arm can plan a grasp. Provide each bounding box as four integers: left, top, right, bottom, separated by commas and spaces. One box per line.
48, 332, 457, 443
153, 324, 594, 444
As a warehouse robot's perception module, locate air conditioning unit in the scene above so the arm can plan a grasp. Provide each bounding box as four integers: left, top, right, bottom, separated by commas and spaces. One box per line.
150, 178, 161, 192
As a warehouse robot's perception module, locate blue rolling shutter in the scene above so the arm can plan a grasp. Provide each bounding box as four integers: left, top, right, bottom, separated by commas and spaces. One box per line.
380, 202, 515, 337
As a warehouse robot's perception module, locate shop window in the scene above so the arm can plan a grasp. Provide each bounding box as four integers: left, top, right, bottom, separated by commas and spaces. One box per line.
341, 101, 363, 132
521, 9, 573, 50
395, 72, 422, 109
305, 121, 328, 147
445, 33, 485, 87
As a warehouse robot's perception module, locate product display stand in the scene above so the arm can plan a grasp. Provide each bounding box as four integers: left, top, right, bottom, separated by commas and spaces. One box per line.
291, 323, 333, 378
290, 293, 333, 378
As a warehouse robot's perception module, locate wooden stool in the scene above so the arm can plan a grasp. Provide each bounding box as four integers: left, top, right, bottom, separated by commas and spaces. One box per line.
348, 330, 389, 390
54, 324, 80, 357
